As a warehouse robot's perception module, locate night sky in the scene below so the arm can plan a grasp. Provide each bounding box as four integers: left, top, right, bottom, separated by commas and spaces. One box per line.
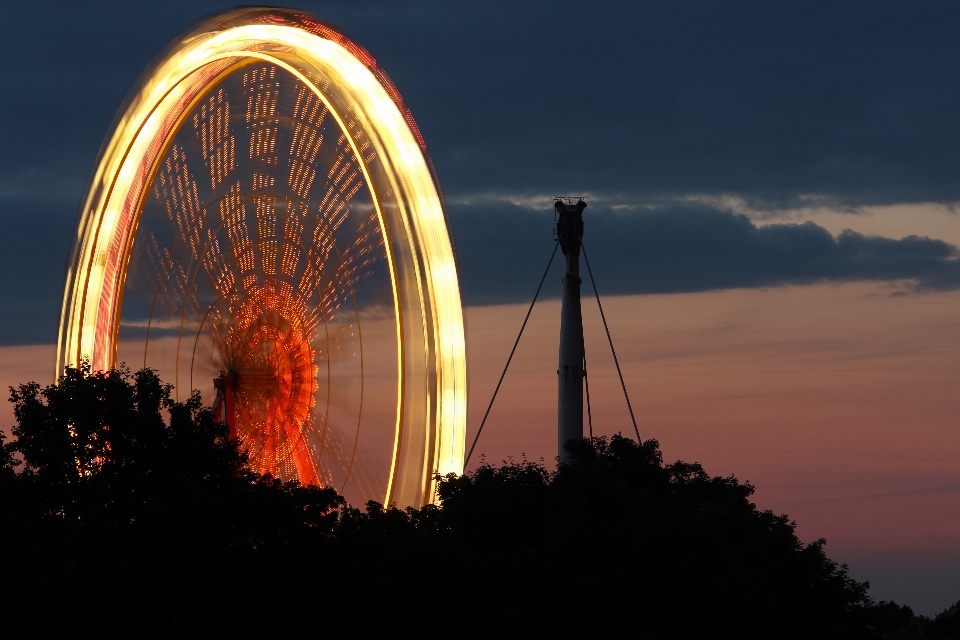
3, 0, 960, 614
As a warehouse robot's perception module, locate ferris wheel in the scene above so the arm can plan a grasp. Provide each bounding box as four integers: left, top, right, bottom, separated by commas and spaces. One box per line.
56, 8, 467, 508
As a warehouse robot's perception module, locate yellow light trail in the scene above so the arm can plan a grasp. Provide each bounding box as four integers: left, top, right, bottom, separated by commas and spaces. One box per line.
57, 8, 466, 506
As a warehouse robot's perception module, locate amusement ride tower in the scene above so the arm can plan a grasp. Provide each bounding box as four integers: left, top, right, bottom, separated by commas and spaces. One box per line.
556, 199, 587, 461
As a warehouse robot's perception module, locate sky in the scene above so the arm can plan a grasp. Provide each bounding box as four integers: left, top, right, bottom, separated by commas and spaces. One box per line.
2, 0, 960, 615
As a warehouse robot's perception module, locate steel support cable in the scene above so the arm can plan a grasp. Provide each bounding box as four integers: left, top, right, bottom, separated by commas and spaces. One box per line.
581, 242, 640, 442
584, 349, 593, 438
463, 241, 561, 468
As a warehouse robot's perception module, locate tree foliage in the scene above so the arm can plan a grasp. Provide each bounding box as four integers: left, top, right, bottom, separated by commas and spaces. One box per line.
430, 437, 874, 638
0, 365, 954, 638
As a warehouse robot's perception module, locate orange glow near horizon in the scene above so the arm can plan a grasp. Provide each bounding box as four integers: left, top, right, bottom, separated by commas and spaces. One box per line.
462, 283, 960, 566
13, 281, 960, 555
8, 280, 960, 605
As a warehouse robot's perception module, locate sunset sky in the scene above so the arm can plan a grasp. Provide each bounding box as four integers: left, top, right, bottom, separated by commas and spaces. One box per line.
3, 0, 960, 614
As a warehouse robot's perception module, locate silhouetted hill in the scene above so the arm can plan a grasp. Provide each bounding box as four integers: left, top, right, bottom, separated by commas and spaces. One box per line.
0, 365, 955, 638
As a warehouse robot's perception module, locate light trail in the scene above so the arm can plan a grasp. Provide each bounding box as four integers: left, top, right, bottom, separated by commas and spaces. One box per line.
57, 9, 466, 507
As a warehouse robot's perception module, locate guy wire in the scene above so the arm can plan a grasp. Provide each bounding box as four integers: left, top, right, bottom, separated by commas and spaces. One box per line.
584, 349, 593, 438
464, 241, 561, 468
581, 242, 640, 442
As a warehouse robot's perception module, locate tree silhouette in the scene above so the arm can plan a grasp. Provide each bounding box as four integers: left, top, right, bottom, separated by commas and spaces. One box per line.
1, 365, 954, 638
425, 436, 875, 638
2, 364, 342, 635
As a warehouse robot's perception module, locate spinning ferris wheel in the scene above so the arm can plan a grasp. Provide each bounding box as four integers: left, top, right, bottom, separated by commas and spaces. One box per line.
57, 8, 467, 508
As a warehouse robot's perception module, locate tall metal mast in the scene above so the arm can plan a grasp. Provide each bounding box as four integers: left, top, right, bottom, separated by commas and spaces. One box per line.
556, 198, 587, 462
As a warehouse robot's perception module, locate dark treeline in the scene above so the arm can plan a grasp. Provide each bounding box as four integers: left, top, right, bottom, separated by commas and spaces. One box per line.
1, 365, 957, 638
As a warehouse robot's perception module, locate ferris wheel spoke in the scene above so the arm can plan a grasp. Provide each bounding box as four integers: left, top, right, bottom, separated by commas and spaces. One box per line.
189, 292, 228, 394
173, 220, 230, 400
141, 233, 183, 369
297, 202, 368, 492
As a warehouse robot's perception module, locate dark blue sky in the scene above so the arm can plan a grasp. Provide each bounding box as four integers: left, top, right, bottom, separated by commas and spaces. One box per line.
3, 0, 960, 344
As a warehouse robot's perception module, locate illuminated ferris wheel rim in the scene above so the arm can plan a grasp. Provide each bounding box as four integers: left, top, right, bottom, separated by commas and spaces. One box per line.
57, 8, 467, 505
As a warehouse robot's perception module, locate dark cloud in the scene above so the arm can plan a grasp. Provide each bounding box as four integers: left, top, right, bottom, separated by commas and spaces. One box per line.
5, 0, 960, 344
5, 1, 960, 206
337, 0, 960, 207
449, 202, 960, 305
0, 202, 74, 345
